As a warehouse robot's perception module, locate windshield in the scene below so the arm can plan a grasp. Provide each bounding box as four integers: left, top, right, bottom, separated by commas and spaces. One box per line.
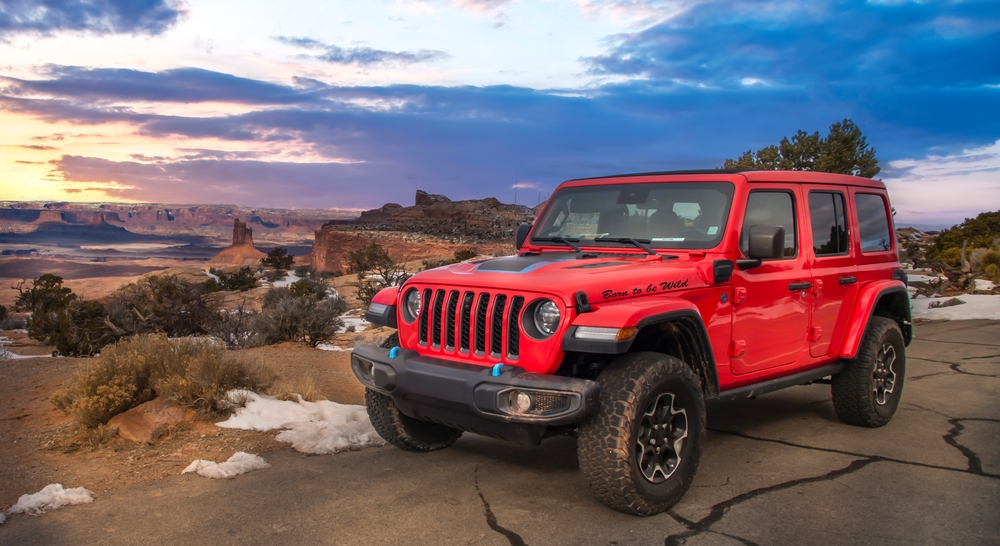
532, 182, 735, 250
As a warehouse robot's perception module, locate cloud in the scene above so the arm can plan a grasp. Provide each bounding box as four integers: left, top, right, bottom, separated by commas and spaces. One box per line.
400, 0, 510, 16
0, 0, 185, 37
583, 0, 1000, 88
2, 66, 316, 104
18, 144, 57, 150
275, 36, 449, 66
883, 140, 1000, 226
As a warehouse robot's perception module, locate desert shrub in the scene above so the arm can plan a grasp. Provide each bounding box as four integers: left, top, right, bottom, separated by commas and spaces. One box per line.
421, 257, 456, 271
454, 248, 478, 262
928, 297, 965, 309
269, 375, 325, 402
0, 304, 5, 322
261, 269, 287, 282
936, 247, 962, 267
257, 288, 347, 347
985, 264, 999, 283
261, 247, 294, 270
204, 301, 266, 349
0, 311, 25, 330
294, 265, 312, 278
350, 243, 409, 307
982, 251, 1000, 269
290, 278, 328, 300
205, 267, 257, 292
930, 210, 1000, 257
50, 299, 123, 356
106, 275, 213, 338
50, 334, 276, 427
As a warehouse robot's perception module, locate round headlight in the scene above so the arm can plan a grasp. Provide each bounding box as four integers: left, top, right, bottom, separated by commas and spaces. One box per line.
533, 300, 560, 336
404, 289, 421, 322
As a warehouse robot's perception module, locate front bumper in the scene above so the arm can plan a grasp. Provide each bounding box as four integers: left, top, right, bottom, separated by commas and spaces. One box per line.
350, 344, 600, 445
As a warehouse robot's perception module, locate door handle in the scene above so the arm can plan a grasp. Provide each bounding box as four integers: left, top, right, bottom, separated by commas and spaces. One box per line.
839, 276, 858, 286
788, 281, 812, 291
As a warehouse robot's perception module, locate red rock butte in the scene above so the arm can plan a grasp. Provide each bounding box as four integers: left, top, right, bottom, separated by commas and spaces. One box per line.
206, 219, 267, 268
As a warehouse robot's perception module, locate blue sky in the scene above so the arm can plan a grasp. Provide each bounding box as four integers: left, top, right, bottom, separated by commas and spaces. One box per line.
0, 0, 997, 226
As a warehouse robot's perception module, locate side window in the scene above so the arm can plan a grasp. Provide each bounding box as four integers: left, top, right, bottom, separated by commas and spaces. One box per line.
855, 193, 892, 252
809, 191, 849, 256
741, 191, 797, 258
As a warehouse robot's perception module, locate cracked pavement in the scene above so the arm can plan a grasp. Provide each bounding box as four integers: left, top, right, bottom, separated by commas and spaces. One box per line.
2, 321, 998, 545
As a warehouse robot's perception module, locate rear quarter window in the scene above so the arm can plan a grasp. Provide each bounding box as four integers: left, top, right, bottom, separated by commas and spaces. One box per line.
855, 193, 892, 253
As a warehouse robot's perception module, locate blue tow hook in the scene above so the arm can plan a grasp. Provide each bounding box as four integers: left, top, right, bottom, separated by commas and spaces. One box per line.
389, 346, 400, 359
491, 363, 504, 377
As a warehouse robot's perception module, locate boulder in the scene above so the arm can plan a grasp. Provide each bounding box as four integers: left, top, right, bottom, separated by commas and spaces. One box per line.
107, 397, 195, 442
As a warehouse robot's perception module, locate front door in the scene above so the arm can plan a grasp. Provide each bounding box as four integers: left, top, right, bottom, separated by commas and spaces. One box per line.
731, 186, 811, 374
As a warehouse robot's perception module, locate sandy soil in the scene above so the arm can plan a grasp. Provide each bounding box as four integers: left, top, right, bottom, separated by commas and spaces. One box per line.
0, 330, 372, 509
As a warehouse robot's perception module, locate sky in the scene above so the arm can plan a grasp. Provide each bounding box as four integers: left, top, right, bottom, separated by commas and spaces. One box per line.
0, 0, 997, 227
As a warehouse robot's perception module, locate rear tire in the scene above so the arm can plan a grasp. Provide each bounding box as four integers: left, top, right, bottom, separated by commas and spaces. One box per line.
365, 388, 462, 452
578, 352, 706, 516
832, 316, 906, 427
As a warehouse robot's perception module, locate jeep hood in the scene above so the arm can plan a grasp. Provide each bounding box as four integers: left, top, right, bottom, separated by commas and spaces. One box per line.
406, 252, 708, 306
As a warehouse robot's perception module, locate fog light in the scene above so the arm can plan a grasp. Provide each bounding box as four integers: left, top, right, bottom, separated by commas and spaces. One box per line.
515, 391, 532, 412
357, 359, 374, 382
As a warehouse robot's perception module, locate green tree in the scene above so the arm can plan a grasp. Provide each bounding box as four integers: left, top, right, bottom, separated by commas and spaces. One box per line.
723, 119, 880, 178
262, 247, 295, 270
929, 210, 1000, 258
12, 273, 76, 313
349, 242, 409, 307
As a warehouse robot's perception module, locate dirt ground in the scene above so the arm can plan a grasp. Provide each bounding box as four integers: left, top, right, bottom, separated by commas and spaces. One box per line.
0, 329, 375, 509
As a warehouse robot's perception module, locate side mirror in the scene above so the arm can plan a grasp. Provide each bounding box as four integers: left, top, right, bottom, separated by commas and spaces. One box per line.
737, 225, 784, 270
748, 225, 785, 259
515, 224, 531, 250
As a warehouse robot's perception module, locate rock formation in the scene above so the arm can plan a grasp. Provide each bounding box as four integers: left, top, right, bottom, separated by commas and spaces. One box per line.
307, 190, 536, 272
206, 219, 268, 268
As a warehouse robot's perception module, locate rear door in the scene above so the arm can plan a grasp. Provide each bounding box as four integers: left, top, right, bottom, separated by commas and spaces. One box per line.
805, 187, 858, 357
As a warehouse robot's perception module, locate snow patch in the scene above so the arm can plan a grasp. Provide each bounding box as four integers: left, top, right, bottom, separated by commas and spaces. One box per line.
975, 279, 996, 291
0, 512, 6, 524
216, 392, 384, 454
7, 484, 94, 516
271, 271, 300, 288
315, 344, 346, 351
182, 452, 270, 479
337, 315, 368, 333
911, 295, 1000, 320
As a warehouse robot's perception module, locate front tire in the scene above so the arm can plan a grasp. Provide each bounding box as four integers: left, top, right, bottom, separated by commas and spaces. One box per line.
365, 388, 463, 452
578, 352, 706, 516
832, 316, 906, 427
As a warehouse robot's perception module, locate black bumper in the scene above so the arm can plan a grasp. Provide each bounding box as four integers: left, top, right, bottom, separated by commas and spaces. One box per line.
350, 344, 601, 445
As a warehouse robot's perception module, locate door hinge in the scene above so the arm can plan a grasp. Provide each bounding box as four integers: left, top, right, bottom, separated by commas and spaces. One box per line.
808, 327, 823, 341
730, 340, 747, 358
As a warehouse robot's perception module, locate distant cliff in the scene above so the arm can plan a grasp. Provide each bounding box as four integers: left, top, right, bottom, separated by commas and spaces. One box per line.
206, 219, 268, 268
307, 190, 535, 272
0, 202, 359, 243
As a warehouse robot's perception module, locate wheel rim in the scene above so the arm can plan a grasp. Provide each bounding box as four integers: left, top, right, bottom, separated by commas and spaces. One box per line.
636, 392, 688, 483
872, 342, 897, 406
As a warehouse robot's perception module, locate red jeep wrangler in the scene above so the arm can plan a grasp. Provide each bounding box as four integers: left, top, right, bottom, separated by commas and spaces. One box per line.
352, 170, 911, 515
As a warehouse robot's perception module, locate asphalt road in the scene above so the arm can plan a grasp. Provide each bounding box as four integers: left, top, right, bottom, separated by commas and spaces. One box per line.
2, 320, 998, 545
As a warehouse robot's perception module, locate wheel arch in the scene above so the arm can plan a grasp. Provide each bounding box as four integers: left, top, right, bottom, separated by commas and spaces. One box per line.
838, 281, 912, 359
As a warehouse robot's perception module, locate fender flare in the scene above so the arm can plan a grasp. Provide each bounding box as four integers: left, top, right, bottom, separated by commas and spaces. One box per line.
562, 298, 719, 396
837, 280, 912, 359
365, 286, 401, 328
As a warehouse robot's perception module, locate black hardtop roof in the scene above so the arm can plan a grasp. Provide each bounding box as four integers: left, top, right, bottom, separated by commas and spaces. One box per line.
567, 169, 743, 181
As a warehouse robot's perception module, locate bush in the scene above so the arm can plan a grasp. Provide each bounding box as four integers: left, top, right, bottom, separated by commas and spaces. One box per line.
290, 278, 328, 300
0, 312, 26, 330
985, 263, 999, 283
50, 334, 276, 427
12, 274, 76, 314
350, 242, 409, 307
261, 247, 295, 270
205, 267, 257, 292
454, 248, 478, 262
937, 247, 962, 267
106, 275, 213, 338
261, 269, 287, 282
204, 301, 265, 349
50, 299, 122, 356
257, 288, 347, 347
982, 251, 1000, 269
294, 265, 312, 278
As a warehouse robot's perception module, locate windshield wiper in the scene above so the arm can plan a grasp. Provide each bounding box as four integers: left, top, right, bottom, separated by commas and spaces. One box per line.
595, 236, 657, 256
533, 237, 583, 253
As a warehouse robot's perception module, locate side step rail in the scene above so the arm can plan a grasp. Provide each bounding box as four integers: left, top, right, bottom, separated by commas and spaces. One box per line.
706, 362, 846, 403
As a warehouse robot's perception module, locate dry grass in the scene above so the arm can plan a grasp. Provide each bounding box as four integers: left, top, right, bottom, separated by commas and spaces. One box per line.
268, 374, 326, 402
51, 334, 276, 428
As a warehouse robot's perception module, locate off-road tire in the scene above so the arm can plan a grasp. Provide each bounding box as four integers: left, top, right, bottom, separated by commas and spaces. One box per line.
365, 388, 463, 452
578, 352, 706, 516
832, 316, 906, 428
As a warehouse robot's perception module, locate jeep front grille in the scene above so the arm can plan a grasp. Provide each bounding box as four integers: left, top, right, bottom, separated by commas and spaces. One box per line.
416, 289, 527, 360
